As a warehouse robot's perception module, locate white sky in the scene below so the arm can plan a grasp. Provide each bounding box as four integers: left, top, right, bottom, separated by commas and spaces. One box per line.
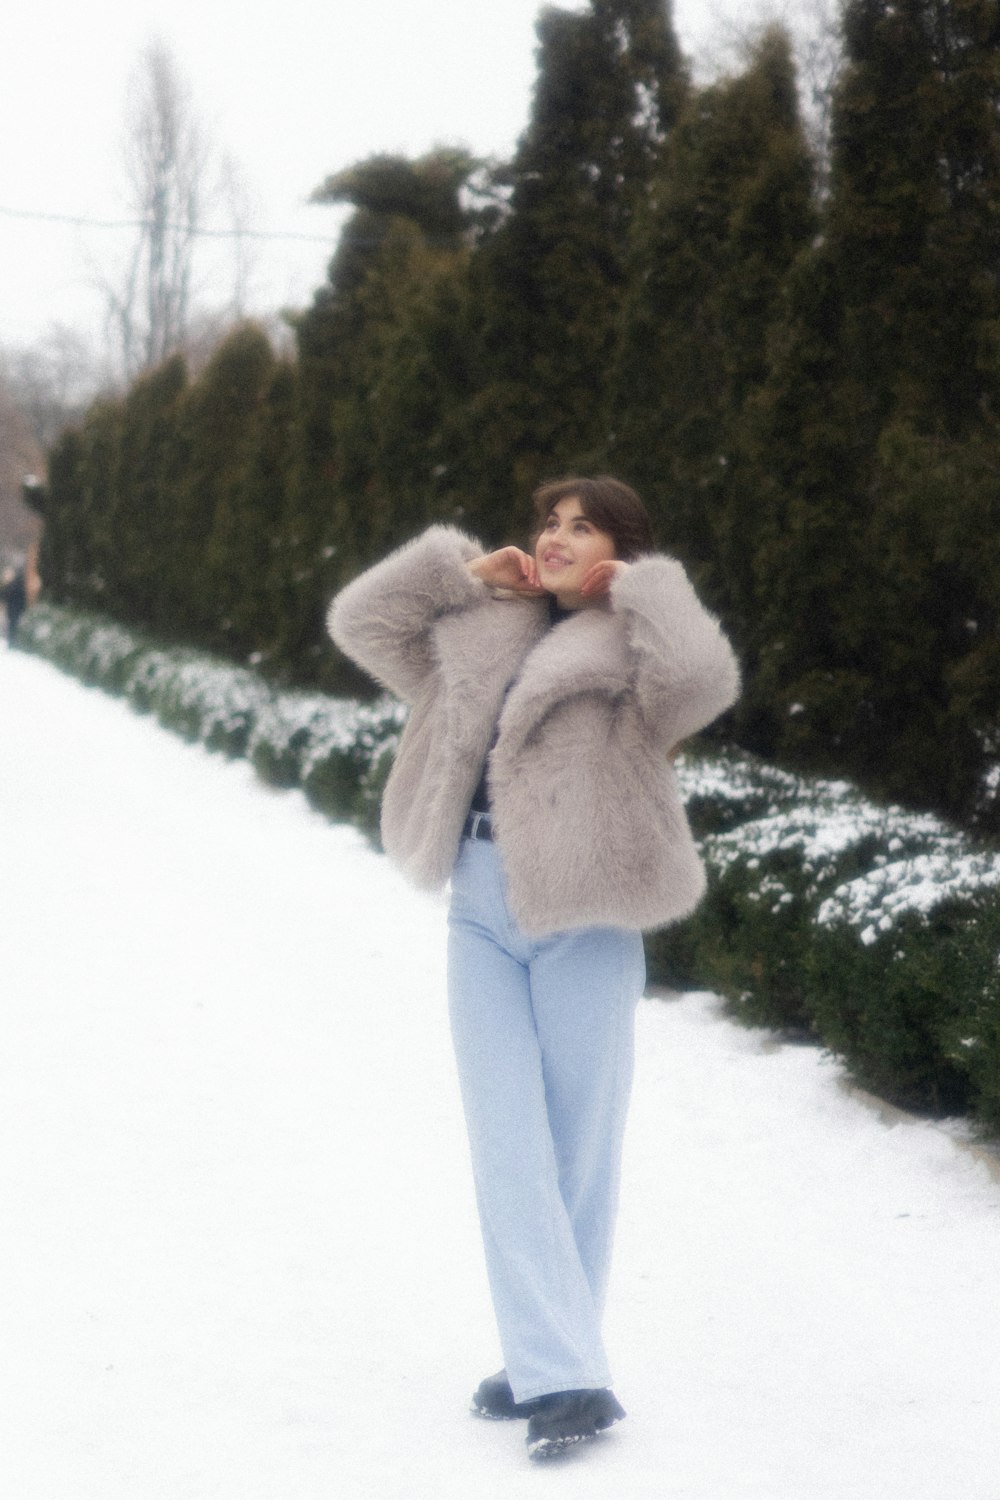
0, 1, 766, 357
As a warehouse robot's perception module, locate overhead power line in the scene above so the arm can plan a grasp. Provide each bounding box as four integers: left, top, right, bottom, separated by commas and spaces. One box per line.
0, 202, 338, 245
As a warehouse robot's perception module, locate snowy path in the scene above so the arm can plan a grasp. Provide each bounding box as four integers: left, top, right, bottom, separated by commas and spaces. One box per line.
1, 645, 999, 1500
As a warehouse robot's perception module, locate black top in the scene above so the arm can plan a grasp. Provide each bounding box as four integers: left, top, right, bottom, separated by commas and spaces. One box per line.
467, 596, 572, 818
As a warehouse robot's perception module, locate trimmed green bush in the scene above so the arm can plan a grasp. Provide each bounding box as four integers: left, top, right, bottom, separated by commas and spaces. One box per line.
149, 660, 271, 755
21, 611, 143, 693
808, 851, 1000, 1119
18, 603, 401, 840
248, 693, 336, 788
656, 753, 1000, 1126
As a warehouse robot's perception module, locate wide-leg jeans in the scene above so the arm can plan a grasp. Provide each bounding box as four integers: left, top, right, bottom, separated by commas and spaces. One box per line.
447, 835, 645, 1403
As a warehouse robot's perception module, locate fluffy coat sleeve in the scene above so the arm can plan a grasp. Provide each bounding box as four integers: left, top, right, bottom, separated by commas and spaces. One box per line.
609, 556, 740, 748
327, 525, 486, 701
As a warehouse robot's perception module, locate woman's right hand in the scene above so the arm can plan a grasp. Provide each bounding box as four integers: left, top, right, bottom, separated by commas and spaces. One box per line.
468, 548, 546, 595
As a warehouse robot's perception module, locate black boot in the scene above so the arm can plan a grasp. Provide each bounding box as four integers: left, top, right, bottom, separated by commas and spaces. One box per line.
470, 1370, 542, 1420
525, 1388, 626, 1460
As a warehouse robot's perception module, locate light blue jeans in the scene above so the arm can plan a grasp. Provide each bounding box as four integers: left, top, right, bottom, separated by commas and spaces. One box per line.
447, 835, 645, 1403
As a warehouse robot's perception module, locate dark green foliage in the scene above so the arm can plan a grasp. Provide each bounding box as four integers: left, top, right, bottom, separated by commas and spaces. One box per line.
458, 0, 686, 521
290, 147, 481, 683
830, 0, 1000, 435
737, 0, 1000, 820
609, 24, 815, 631
181, 325, 283, 656
648, 747, 1000, 1124
803, 910, 980, 1115
106, 356, 188, 631
248, 693, 330, 788
311, 149, 477, 247
44, 398, 129, 613
944, 908, 1000, 1132
648, 865, 818, 1034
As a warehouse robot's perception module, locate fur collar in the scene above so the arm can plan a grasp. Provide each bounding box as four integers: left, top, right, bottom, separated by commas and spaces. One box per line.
432, 595, 549, 753
497, 603, 633, 757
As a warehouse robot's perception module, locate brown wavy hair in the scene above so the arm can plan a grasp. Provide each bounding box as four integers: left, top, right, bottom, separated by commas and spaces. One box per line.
530, 476, 655, 563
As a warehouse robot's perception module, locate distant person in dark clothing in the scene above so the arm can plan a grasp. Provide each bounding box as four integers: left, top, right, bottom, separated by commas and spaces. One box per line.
1, 567, 27, 646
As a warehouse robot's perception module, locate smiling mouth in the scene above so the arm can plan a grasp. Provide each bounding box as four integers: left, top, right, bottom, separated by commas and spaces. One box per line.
542, 553, 572, 568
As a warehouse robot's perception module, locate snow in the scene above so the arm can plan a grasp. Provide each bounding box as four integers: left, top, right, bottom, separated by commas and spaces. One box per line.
675, 749, 1000, 943
2, 644, 999, 1499
818, 851, 1000, 944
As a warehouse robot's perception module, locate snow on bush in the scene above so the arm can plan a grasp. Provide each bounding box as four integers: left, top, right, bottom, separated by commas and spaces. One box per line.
249, 692, 341, 786
150, 658, 271, 754
817, 852, 1000, 948
675, 751, 1000, 940
18, 603, 403, 836
663, 750, 1000, 1125
674, 748, 805, 833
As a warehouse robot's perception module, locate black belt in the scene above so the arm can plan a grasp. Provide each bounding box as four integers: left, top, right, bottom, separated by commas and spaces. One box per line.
463, 811, 494, 842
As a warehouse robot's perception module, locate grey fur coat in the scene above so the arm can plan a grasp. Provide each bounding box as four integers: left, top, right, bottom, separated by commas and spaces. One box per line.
328, 525, 740, 936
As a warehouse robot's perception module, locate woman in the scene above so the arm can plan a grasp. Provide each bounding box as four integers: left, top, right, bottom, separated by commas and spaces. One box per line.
329, 476, 739, 1461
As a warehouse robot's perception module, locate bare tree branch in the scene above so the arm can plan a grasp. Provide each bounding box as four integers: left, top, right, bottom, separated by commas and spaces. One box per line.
96, 41, 212, 379
126, 41, 209, 372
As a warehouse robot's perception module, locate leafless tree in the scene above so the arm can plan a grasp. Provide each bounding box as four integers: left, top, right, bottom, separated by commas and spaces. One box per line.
686, 0, 845, 187
104, 41, 210, 378
792, 0, 844, 191
0, 372, 44, 559
219, 152, 256, 323
98, 43, 262, 382
1, 325, 106, 451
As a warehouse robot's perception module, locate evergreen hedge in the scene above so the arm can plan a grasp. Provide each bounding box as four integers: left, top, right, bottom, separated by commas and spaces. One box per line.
660, 755, 1000, 1124
19, 601, 1000, 1135
18, 603, 403, 838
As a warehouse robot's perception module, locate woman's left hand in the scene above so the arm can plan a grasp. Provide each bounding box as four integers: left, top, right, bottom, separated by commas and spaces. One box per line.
580, 559, 629, 599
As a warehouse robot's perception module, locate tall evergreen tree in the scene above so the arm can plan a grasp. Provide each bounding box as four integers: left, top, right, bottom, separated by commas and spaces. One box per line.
742, 0, 1000, 812
105, 356, 188, 632
42, 415, 118, 611
466, 0, 687, 527
194, 326, 285, 658
283, 151, 477, 686
609, 25, 816, 625
829, 0, 1000, 437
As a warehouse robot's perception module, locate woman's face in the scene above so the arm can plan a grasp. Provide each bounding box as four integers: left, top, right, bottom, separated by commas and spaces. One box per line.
534, 496, 616, 608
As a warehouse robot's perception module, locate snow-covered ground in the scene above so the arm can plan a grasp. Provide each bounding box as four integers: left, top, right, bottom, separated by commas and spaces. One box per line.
2, 644, 999, 1500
